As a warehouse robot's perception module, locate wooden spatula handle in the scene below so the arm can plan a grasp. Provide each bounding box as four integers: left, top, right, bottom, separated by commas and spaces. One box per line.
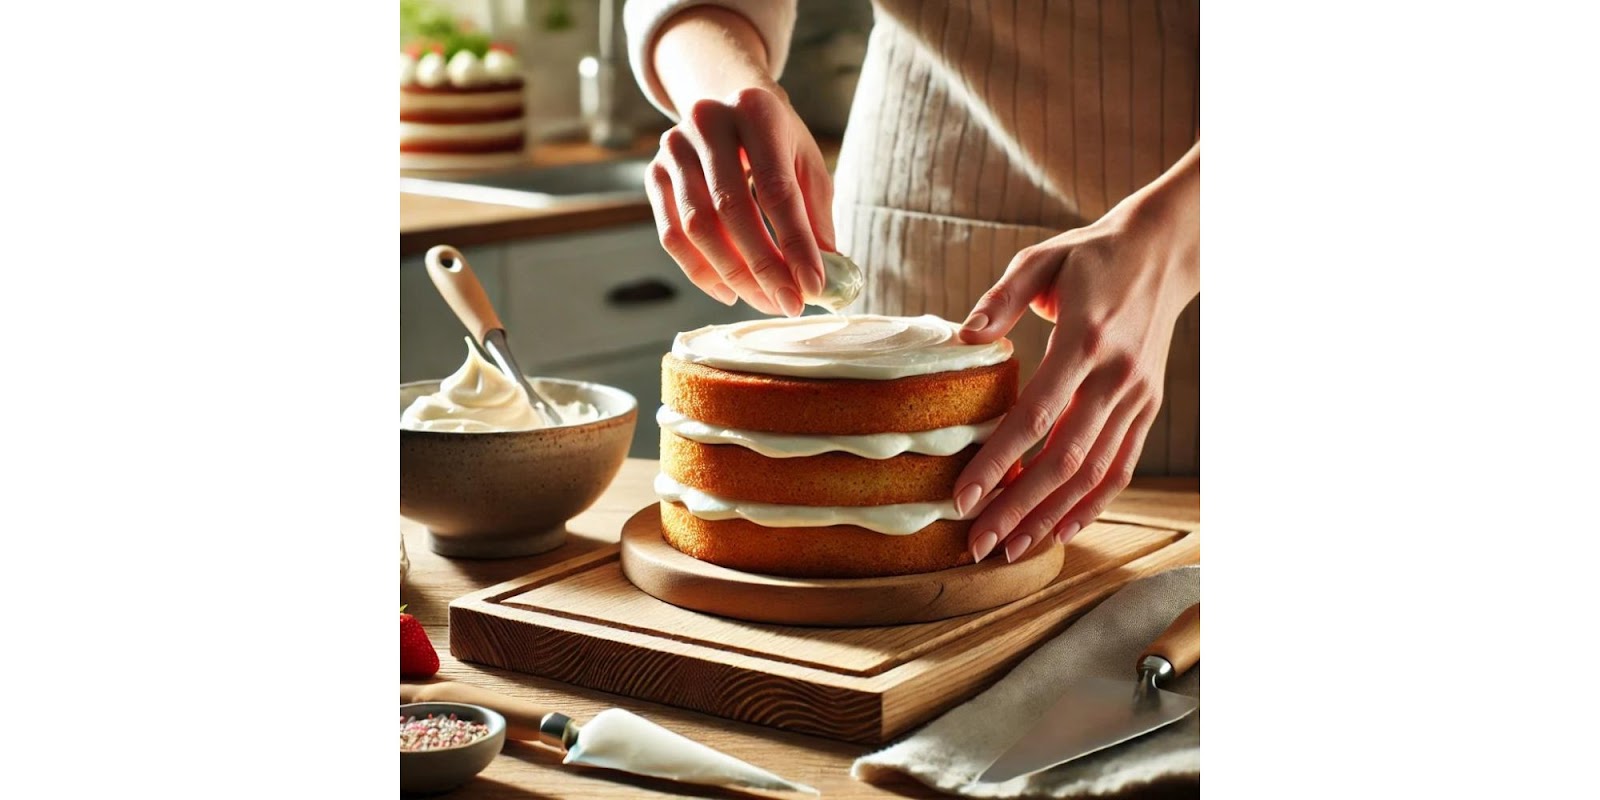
401, 681, 557, 742
1140, 603, 1200, 677
424, 245, 503, 342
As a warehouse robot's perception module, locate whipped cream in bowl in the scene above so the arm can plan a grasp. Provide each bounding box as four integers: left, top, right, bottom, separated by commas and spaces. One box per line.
400, 340, 638, 558
402, 339, 599, 432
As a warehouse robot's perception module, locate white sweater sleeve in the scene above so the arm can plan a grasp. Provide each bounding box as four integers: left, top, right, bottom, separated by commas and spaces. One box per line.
624, 0, 799, 120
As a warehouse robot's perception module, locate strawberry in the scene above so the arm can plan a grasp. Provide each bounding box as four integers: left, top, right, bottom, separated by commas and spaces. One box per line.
400, 605, 440, 679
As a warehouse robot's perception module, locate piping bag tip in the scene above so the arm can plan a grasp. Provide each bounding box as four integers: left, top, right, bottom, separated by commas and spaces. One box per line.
563, 709, 818, 795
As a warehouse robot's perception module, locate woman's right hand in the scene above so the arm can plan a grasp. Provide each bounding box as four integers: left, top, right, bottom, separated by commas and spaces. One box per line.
644, 84, 834, 317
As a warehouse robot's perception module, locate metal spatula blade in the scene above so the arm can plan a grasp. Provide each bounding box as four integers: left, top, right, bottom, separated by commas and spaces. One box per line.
978, 677, 1198, 783
975, 603, 1201, 784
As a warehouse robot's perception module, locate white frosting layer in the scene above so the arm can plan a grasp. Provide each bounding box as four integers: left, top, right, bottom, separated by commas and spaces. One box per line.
400, 118, 526, 142
655, 474, 975, 535
672, 314, 1011, 380
657, 406, 997, 459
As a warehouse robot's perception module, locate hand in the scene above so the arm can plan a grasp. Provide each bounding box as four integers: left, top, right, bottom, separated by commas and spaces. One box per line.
645, 84, 834, 317
955, 144, 1200, 563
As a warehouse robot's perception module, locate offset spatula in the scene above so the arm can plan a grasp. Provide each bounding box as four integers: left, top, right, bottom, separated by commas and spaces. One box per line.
976, 603, 1200, 784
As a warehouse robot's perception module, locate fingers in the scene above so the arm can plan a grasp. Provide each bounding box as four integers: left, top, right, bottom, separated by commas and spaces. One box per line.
959, 245, 1061, 344
1003, 394, 1148, 557
733, 101, 826, 299
1050, 400, 1158, 544
954, 332, 1093, 522
797, 147, 836, 253
659, 131, 782, 315
645, 161, 738, 306
685, 99, 804, 316
971, 378, 1142, 562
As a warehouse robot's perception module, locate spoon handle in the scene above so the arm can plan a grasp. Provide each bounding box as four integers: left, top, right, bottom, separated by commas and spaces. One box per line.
424, 245, 502, 343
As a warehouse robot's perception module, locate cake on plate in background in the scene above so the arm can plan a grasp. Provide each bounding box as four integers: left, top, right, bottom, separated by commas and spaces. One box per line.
656, 315, 1019, 579
400, 43, 526, 171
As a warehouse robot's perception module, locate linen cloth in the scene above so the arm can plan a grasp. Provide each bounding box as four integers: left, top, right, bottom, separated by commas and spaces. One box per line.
852, 566, 1200, 797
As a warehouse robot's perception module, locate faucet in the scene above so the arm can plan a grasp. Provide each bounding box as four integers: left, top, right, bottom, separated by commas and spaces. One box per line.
581, 0, 635, 149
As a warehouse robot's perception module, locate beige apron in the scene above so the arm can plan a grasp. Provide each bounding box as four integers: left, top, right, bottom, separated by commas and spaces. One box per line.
832, 0, 1200, 475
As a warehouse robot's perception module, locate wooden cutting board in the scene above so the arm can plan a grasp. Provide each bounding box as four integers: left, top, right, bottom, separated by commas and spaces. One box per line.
449, 503, 1198, 744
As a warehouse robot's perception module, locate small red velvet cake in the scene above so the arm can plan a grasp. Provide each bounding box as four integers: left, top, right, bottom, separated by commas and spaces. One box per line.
400, 45, 526, 171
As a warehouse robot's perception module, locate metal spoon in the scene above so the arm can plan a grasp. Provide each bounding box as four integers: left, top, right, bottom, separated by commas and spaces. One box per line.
423, 245, 563, 425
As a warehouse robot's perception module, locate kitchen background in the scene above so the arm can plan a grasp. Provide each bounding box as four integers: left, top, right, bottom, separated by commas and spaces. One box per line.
401, 0, 870, 459
400, 0, 1197, 474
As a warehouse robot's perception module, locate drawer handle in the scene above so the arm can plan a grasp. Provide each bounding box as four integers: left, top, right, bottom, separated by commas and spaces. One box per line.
606, 278, 677, 306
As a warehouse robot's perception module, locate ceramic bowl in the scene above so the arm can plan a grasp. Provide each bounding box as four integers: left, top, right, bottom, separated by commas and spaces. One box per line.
400, 377, 637, 558
400, 702, 507, 794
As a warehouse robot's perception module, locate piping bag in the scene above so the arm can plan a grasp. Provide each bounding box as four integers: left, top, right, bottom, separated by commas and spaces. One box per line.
401, 681, 817, 795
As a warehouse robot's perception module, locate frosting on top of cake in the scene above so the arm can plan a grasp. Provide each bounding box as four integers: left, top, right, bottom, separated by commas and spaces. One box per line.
671, 314, 1012, 380
401, 49, 522, 89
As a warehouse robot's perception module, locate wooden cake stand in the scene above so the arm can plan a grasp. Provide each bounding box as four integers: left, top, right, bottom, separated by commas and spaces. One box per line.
618, 504, 1065, 626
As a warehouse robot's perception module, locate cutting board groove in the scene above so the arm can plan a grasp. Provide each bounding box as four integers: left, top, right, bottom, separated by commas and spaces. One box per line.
451, 517, 1199, 743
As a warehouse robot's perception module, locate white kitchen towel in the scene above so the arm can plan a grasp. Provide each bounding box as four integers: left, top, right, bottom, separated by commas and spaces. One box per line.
853, 566, 1200, 797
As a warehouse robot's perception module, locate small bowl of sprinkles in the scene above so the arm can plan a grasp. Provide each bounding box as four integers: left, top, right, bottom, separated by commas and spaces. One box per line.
400, 702, 507, 794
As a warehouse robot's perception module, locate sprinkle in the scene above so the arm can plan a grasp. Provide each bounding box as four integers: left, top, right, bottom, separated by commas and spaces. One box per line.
400, 714, 492, 751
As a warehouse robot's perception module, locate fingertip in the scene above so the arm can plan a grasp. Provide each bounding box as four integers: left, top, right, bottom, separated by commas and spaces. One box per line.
1003, 534, 1033, 563
798, 261, 826, 299
953, 483, 983, 517
970, 531, 999, 563
1055, 520, 1082, 545
958, 311, 1004, 344
775, 286, 804, 317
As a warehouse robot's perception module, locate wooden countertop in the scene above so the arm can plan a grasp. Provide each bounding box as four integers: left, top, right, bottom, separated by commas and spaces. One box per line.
400, 136, 662, 257
400, 459, 1200, 799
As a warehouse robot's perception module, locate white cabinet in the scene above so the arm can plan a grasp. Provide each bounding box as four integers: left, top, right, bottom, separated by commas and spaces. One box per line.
499, 225, 759, 369
400, 223, 763, 458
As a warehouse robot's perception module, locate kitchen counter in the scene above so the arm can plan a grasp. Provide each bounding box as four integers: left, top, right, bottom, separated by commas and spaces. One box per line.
400, 459, 1201, 799
399, 134, 844, 257
400, 136, 662, 257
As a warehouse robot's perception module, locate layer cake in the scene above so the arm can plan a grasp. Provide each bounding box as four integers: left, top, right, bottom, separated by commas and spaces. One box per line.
400, 46, 526, 171
656, 315, 1018, 578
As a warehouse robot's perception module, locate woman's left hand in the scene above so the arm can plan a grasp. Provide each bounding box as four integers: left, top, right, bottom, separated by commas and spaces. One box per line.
955, 143, 1201, 563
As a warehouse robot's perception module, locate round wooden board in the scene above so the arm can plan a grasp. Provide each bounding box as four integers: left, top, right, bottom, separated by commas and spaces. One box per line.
619, 504, 1066, 627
